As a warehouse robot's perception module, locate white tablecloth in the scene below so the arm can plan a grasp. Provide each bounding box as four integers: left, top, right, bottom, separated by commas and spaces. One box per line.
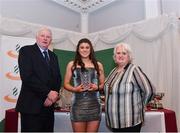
54, 111, 166, 132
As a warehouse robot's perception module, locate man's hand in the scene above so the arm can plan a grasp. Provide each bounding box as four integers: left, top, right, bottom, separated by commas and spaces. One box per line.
48, 90, 59, 103
44, 97, 53, 107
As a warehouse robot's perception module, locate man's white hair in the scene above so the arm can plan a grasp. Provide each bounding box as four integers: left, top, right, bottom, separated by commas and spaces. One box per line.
36, 27, 52, 37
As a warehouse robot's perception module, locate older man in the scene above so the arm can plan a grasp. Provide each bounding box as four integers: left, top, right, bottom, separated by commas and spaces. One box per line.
16, 27, 62, 132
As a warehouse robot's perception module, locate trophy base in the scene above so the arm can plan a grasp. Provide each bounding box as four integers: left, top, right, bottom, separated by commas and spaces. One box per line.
151, 103, 163, 109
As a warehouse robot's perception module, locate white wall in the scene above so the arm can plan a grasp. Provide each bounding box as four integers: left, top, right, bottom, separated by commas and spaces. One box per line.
89, 0, 145, 33
0, 0, 180, 32
0, 0, 81, 32
161, 0, 180, 17
0, 0, 145, 33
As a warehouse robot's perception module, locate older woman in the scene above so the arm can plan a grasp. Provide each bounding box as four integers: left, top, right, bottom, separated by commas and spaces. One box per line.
104, 42, 155, 132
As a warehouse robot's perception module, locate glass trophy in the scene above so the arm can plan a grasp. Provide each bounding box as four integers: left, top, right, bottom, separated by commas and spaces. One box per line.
80, 70, 91, 90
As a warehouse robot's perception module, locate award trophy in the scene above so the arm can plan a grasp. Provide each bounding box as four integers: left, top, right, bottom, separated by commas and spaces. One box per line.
80, 70, 91, 91
152, 92, 165, 109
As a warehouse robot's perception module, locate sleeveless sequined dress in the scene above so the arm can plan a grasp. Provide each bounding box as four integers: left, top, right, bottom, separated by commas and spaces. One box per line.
70, 68, 101, 122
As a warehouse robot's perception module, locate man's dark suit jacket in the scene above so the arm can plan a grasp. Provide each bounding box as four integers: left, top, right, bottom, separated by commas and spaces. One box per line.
16, 43, 62, 114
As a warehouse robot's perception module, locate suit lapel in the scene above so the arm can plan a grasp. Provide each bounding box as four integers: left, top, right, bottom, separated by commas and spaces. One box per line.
34, 44, 50, 69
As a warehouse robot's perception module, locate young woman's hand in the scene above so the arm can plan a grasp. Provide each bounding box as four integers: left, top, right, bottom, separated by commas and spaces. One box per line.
88, 83, 98, 91
73, 84, 87, 92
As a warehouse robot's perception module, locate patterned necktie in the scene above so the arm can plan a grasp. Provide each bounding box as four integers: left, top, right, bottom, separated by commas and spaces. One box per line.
43, 50, 50, 66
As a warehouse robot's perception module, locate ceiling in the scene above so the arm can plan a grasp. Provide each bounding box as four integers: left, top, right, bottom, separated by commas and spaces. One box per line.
52, 0, 116, 14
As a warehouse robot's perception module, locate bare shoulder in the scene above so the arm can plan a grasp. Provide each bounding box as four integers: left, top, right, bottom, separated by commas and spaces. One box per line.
68, 61, 74, 65
97, 61, 104, 69
67, 61, 74, 68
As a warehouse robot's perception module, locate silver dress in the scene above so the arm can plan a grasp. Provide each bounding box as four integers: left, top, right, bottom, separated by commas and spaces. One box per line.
70, 68, 101, 122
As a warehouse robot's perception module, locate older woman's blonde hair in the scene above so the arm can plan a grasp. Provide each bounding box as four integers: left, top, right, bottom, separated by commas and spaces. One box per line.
113, 42, 133, 63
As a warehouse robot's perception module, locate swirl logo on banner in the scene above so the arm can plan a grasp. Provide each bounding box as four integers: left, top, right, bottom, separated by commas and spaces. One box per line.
0, 36, 35, 121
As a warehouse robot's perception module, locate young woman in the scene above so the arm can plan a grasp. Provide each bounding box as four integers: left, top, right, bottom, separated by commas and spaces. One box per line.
64, 38, 105, 132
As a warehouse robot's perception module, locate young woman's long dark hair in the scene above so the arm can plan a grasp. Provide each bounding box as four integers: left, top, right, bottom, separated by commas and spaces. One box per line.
72, 38, 100, 75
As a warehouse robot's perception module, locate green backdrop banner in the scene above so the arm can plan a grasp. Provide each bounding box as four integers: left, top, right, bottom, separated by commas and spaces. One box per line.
0, 120, 5, 132
54, 48, 116, 84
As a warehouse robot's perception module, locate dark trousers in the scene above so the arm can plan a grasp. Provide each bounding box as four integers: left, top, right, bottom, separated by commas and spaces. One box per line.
20, 107, 54, 132
111, 123, 142, 132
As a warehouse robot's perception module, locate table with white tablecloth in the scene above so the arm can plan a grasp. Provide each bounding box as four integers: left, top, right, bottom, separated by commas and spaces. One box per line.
54, 111, 166, 132
4, 108, 178, 132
